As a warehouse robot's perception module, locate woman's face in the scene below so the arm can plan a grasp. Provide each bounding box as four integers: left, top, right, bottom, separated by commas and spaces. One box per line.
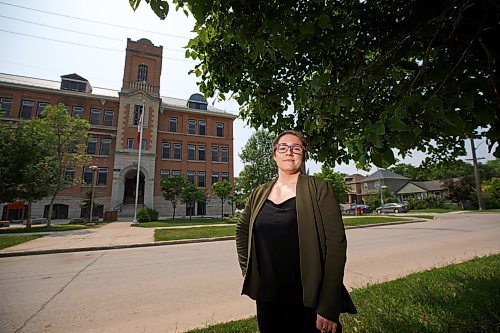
273, 134, 304, 175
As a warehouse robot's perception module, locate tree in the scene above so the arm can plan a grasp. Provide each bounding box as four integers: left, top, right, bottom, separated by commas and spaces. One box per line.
212, 181, 232, 220
389, 163, 419, 180
160, 176, 186, 219
238, 129, 277, 203
38, 104, 90, 226
133, 0, 499, 167
10, 120, 55, 228
180, 182, 206, 220
479, 159, 500, 181
443, 176, 475, 209
314, 166, 350, 203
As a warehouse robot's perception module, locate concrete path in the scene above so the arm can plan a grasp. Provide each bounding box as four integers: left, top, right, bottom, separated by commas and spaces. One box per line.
0, 222, 154, 255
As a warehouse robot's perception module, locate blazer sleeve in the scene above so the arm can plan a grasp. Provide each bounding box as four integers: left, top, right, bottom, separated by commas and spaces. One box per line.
315, 179, 347, 323
235, 189, 253, 276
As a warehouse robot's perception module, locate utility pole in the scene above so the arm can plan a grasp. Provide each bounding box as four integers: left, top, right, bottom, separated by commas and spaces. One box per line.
468, 138, 485, 211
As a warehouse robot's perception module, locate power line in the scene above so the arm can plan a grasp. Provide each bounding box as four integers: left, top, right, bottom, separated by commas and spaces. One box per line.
0, 29, 122, 52
0, 29, 196, 63
0, 14, 185, 53
0, 1, 192, 40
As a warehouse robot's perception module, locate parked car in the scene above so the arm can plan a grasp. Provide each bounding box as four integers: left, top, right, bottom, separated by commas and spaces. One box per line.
376, 203, 409, 213
345, 204, 373, 215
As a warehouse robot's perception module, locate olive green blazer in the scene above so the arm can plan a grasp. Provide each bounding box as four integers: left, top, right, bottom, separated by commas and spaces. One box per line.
235, 174, 356, 322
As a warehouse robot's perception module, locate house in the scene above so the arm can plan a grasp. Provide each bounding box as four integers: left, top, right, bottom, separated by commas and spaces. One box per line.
395, 180, 445, 202
360, 169, 410, 202
344, 174, 366, 204
0, 38, 236, 220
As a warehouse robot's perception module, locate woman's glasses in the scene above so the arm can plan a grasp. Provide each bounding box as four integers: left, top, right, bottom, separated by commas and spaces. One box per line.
275, 144, 304, 154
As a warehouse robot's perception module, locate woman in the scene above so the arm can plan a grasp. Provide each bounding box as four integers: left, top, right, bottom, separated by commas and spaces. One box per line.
236, 130, 356, 333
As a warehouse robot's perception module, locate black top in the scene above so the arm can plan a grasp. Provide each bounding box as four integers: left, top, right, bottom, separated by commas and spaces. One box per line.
253, 197, 303, 304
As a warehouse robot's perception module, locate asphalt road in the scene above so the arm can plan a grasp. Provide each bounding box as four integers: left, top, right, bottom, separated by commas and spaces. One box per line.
0, 213, 498, 333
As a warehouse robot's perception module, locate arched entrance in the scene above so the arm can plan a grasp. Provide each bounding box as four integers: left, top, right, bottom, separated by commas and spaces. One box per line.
123, 170, 145, 205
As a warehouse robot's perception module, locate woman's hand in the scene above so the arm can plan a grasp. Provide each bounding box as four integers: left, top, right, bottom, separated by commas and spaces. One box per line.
316, 313, 338, 333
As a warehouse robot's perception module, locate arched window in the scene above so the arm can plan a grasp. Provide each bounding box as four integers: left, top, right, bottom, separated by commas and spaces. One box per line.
187, 93, 208, 110
138, 64, 148, 82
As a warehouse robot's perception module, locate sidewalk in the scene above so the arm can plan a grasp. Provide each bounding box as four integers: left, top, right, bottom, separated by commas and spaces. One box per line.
0, 221, 156, 257
0, 216, 431, 257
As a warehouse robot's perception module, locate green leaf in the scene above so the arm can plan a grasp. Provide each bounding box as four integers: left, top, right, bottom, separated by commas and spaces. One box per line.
389, 116, 410, 132
373, 121, 386, 135
282, 43, 295, 60
299, 23, 315, 35
318, 15, 332, 29
370, 132, 384, 148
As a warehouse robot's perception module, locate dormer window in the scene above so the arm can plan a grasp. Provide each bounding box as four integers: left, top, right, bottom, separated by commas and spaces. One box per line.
138, 64, 148, 82
187, 93, 208, 110
60, 74, 91, 93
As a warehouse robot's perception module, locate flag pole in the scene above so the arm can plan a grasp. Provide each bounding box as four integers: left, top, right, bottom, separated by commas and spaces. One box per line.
132, 100, 145, 226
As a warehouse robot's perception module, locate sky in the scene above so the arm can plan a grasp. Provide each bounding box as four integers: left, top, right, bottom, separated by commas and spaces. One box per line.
0, 0, 496, 177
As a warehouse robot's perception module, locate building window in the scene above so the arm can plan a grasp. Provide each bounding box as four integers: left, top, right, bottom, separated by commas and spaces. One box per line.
188, 119, 196, 134
198, 145, 206, 161
160, 169, 169, 180
198, 120, 206, 135
162, 142, 171, 159
172, 170, 181, 177
37, 102, 48, 117
216, 122, 224, 137
83, 167, 94, 185
64, 168, 75, 181
20, 100, 34, 119
68, 139, 79, 153
87, 137, 97, 154
133, 105, 143, 126
221, 172, 229, 182
103, 110, 114, 126
198, 171, 206, 187
221, 147, 229, 162
61, 79, 86, 92
72, 106, 84, 118
127, 138, 134, 149
141, 139, 146, 150
169, 117, 178, 132
211, 172, 219, 185
138, 64, 148, 82
187, 93, 208, 110
188, 144, 196, 160
100, 138, 111, 156
97, 168, 108, 186
90, 108, 101, 125
187, 171, 195, 183
211, 146, 219, 162
0, 97, 12, 117
173, 143, 182, 159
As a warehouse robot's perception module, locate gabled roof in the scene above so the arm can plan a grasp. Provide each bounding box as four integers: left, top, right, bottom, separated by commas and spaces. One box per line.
362, 169, 410, 182
61, 73, 88, 82
412, 180, 444, 191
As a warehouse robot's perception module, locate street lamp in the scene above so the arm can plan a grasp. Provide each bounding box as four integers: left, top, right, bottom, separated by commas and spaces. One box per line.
89, 165, 98, 224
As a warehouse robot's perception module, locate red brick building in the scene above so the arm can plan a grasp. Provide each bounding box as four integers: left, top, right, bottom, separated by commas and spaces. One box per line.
0, 38, 236, 220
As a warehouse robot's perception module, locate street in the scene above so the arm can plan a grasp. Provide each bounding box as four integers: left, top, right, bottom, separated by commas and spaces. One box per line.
0, 213, 499, 333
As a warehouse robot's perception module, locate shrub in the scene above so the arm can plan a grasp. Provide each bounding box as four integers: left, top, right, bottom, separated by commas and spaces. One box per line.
136, 207, 159, 222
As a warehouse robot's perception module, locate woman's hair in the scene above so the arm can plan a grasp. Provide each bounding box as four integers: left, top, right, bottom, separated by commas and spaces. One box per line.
272, 129, 309, 161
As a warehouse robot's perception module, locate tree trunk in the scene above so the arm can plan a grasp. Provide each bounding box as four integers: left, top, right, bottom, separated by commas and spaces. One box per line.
221, 199, 224, 220
47, 192, 57, 227
25, 201, 32, 229
172, 203, 176, 220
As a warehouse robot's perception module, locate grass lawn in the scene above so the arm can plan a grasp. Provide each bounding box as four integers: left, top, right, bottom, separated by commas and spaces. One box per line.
0, 223, 101, 234
185, 254, 500, 332
0, 235, 43, 250
343, 216, 416, 227
155, 225, 236, 242
405, 215, 435, 220
411, 208, 458, 213
140, 218, 233, 228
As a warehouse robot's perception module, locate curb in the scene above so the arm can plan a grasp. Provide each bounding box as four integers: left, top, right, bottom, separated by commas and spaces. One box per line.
0, 219, 429, 258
